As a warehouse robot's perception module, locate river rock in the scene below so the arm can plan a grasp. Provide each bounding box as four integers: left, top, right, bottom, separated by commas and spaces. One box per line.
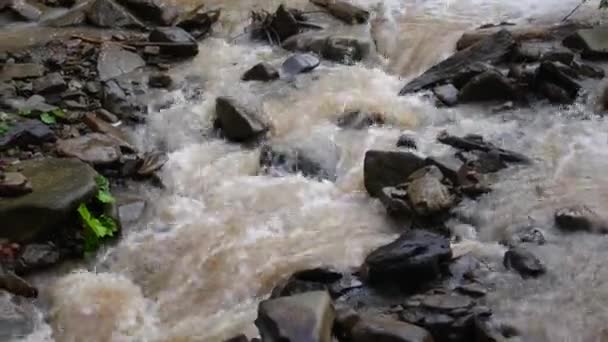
2, 95, 57, 114
0, 266, 37, 298
541, 49, 575, 65
363, 150, 427, 198
0, 64, 44, 81
399, 30, 515, 94
539, 81, 571, 104
322, 36, 370, 64
336, 110, 384, 129
437, 131, 530, 164
14, 243, 60, 274
397, 134, 417, 149
536, 61, 581, 101
42, 1, 89, 27
148, 73, 172, 88
0, 158, 97, 242
260, 135, 340, 181
255, 291, 335, 342
57, 133, 123, 165
0, 172, 32, 197
433, 84, 458, 107
215, 96, 269, 143
242, 63, 279, 82
458, 70, 517, 102
81, 113, 133, 150
350, 315, 433, 342
224, 335, 248, 342
86, 0, 145, 28
405, 166, 455, 217
271, 267, 343, 298
282, 54, 320, 76
571, 60, 605, 79
563, 27, 608, 59
0, 292, 38, 339
311, 0, 369, 25
555, 205, 608, 233
8, 0, 42, 21
0, 119, 55, 149
149, 27, 199, 58
97, 44, 145, 81
32, 72, 67, 94
503, 247, 545, 278
118, 0, 178, 25
137, 151, 167, 176
363, 229, 452, 287
176, 6, 220, 39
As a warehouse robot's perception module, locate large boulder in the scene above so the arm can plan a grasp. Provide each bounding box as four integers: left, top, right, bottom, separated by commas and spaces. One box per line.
563, 27, 608, 60
363, 150, 426, 198
363, 230, 452, 287
399, 30, 515, 95
118, 0, 178, 25
255, 291, 335, 342
86, 0, 145, 28
149, 27, 199, 58
215, 97, 269, 143
503, 247, 546, 278
97, 44, 145, 81
0, 158, 98, 242
350, 315, 434, 342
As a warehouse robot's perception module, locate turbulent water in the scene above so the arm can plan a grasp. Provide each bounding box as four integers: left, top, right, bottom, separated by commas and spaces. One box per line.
7, 0, 608, 341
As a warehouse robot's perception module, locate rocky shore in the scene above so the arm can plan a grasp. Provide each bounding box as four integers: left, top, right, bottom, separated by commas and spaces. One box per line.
2, 0, 608, 341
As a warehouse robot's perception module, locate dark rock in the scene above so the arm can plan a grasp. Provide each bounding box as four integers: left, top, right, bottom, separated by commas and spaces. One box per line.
255, 291, 335, 342
266, 4, 299, 43
0, 64, 44, 81
437, 131, 530, 164
458, 70, 517, 102
118, 0, 178, 26
322, 36, 369, 64
242, 63, 279, 82
137, 151, 167, 176
399, 30, 515, 94
215, 96, 269, 143
9, 0, 42, 21
455, 150, 507, 174
425, 156, 460, 185
223, 335, 248, 342
0, 158, 97, 242
56, 133, 123, 166
336, 110, 384, 129
350, 315, 433, 342
571, 61, 605, 79
176, 6, 220, 39
97, 44, 145, 81
506, 226, 546, 246
456, 284, 487, 298
32, 72, 67, 94
260, 135, 340, 181
102, 79, 145, 122
541, 49, 575, 65
539, 81, 571, 104
363, 150, 426, 198
148, 73, 172, 88
363, 229, 452, 287
14, 243, 60, 274
0, 172, 32, 197
503, 247, 545, 277
536, 61, 581, 100
404, 166, 456, 217
563, 27, 608, 60
282, 54, 320, 76
422, 294, 474, 312
63, 99, 88, 110
397, 135, 417, 149
0, 266, 37, 298
311, 0, 369, 24
86, 0, 145, 28
0, 119, 55, 149
149, 27, 199, 58
433, 84, 458, 107
555, 205, 608, 233
512, 43, 543, 62
0, 82, 16, 100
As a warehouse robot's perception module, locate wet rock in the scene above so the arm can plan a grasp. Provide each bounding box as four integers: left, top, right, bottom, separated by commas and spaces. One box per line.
0, 172, 32, 197
571, 61, 605, 79
350, 315, 433, 342
405, 166, 456, 217
0, 82, 16, 100
14, 243, 60, 274
2, 95, 57, 114
536, 61, 581, 101
118, 0, 178, 25
0, 158, 97, 242
85, 81, 102, 95
95, 109, 119, 123
101, 78, 146, 122
137, 151, 167, 176
282, 54, 320, 76
433, 84, 459, 107
82, 113, 133, 150
336, 110, 384, 129
363, 150, 427, 198
506, 226, 546, 246
541, 49, 575, 65
539, 81, 571, 104
242, 63, 280, 82
322, 36, 370, 64
41, 1, 88, 27
118, 198, 146, 225
255, 291, 335, 342
63, 99, 88, 110
0, 292, 38, 339
503, 247, 545, 278
0, 119, 55, 149
148, 73, 172, 88
32, 72, 67, 95
264, 4, 299, 43
97, 44, 145, 81
86, 0, 145, 28
0, 266, 37, 298
271, 267, 343, 298
397, 134, 417, 149
456, 283, 487, 298
0, 64, 44, 81
455, 150, 506, 174
57, 133, 123, 165
363, 230, 452, 287
399, 30, 515, 94
143, 45, 160, 56
260, 134, 340, 181
176, 6, 220, 39
437, 132, 530, 164
224, 335, 248, 342
563, 27, 608, 60
149, 27, 199, 58
311, 0, 369, 25
8, 0, 42, 21
425, 156, 460, 186
458, 70, 517, 102
215, 96, 269, 143
555, 205, 608, 233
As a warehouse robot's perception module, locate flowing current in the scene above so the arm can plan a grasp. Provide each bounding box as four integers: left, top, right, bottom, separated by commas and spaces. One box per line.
7, 0, 608, 341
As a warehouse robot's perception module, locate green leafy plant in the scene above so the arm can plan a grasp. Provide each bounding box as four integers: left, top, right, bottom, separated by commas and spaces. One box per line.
40, 112, 56, 125
95, 175, 115, 204
78, 204, 118, 252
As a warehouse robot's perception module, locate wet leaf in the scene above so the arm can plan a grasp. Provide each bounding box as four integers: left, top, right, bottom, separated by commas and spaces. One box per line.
95, 175, 115, 203
77, 204, 118, 252
40, 112, 56, 125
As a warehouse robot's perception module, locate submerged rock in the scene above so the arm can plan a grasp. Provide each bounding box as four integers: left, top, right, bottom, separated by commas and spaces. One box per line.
437, 132, 530, 164
255, 291, 335, 342
503, 247, 545, 278
86, 0, 145, 28
215, 97, 269, 143
363, 150, 427, 198
282, 53, 320, 76
0, 158, 97, 242
149, 27, 199, 58
350, 315, 433, 342
396, 134, 417, 149
97, 44, 145, 81
555, 205, 608, 233
282, 33, 370, 64
242, 63, 279, 82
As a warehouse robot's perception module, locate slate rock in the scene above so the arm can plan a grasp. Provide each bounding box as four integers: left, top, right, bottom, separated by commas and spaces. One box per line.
433, 84, 458, 107
0, 64, 44, 81
563, 27, 608, 59
149, 27, 198, 58
15, 243, 61, 274
0, 266, 37, 298
56, 133, 123, 165
555, 205, 608, 233
312, 0, 369, 25
97, 44, 145, 81
176, 6, 220, 39
458, 70, 517, 102
282, 54, 320, 76
0, 119, 56, 149
32, 72, 67, 94
215, 96, 269, 143
363, 150, 426, 198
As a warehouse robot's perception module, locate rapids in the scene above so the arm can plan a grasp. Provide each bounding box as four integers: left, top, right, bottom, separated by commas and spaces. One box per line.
7, 0, 608, 341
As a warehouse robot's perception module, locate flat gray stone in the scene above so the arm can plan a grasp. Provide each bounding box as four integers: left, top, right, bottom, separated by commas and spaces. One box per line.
0, 64, 44, 81
97, 44, 145, 81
